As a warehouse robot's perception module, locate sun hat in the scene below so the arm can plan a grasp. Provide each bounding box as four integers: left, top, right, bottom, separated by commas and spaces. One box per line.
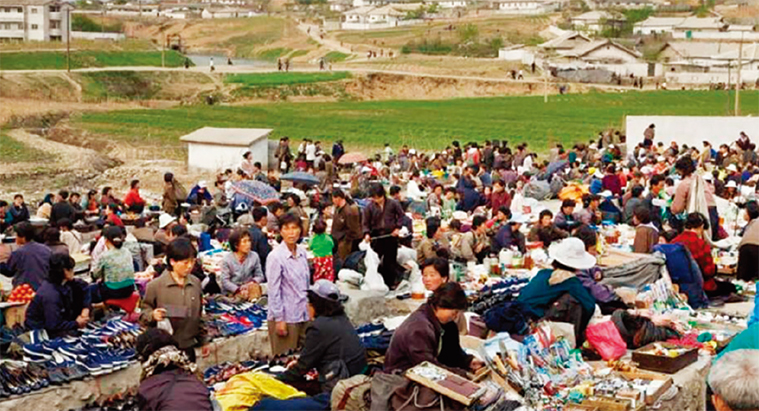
657, 156, 666, 162
549, 237, 597, 270
198, 181, 208, 189
309, 279, 348, 303
600, 190, 613, 198
452, 211, 468, 221
727, 164, 738, 172
726, 180, 738, 188
158, 214, 176, 229
594, 170, 604, 179
703, 173, 713, 182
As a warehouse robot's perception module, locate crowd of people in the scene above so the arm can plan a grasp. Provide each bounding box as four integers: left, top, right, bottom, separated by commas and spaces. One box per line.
1, 126, 759, 410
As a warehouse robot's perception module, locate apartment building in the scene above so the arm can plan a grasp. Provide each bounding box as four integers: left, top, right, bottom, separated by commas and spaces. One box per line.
0, 0, 71, 42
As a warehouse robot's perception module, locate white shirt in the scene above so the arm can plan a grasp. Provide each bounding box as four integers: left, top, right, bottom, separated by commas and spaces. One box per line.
523, 154, 534, 170
306, 143, 317, 161
406, 180, 425, 201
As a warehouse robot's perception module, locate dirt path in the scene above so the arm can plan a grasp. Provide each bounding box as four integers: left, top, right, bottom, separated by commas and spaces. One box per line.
297, 23, 354, 55
0, 129, 109, 174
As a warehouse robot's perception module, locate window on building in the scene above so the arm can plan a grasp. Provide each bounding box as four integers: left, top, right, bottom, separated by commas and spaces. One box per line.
31, 24, 38, 29
31, 7, 38, 13
49, 5, 60, 12
51, 20, 60, 29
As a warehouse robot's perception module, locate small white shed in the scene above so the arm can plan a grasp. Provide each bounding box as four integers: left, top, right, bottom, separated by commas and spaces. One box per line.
180, 127, 273, 171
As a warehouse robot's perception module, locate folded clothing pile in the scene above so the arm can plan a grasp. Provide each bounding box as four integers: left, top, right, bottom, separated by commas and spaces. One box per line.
470, 277, 529, 315
22, 318, 141, 383
356, 322, 394, 353
205, 297, 268, 340
204, 353, 299, 388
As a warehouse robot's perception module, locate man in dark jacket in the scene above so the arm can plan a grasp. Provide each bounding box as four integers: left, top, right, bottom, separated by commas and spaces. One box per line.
50, 190, 77, 226
8, 194, 30, 226
249, 207, 271, 273
0, 222, 51, 290
363, 183, 405, 288
330, 190, 362, 261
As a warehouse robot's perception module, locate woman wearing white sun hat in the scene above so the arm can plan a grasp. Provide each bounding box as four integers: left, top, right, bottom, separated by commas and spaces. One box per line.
517, 237, 597, 344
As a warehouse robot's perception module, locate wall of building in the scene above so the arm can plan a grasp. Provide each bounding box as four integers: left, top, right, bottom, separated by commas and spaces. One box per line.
584, 45, 639, 63
665, 70, 759, 84
187, 140, 269, 171
71, 31, 125, 40
672, 30, 759, 40
626, 115, 759, 149
26, 4, 46, 41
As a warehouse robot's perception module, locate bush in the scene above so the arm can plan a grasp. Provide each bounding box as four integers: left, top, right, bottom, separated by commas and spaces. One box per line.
71, 14, 122, 33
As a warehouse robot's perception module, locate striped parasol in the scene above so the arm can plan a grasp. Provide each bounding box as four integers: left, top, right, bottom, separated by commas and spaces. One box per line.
337, 152, 368, 165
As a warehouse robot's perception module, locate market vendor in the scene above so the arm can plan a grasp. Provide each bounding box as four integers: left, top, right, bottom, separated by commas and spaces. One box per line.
672, 212, 737, 300
421, 257, 468, 334
632, 206, 659, 254
671, 157, 720, 240
517, 237, 596, 344
254, 280, 367, 411
458, 215, 490, 263
90, 226, 136, 305
220, 228, 264, 300
493, 212, 527, 253
363, 183, 405, 288
554, 199, 580, 232
123, 179, 146, 214
417, 217, 449, 264
574, 226, 628, 315
737, 201, 759, 282
141, 238, 205, 362
0, 221, 51, 290
25, 254, 90, 338
528, 209, 568, 247
385, 282, 483, 375
266, 213, 311, 355
136, 328, 212, 411
578, 194, 602, 226
488, 179, 511, 213
330, 189, 362, 261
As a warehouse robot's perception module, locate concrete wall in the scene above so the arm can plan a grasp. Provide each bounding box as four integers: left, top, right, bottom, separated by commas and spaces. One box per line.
672, 30, 759, 41
71, 31, 125, 40
584, 45, 640, 63
26, 4, 45, 41
598, 62, 661, 77
665, 70, 759, 84
626, 115, 759, 149
187, 139, 269, 171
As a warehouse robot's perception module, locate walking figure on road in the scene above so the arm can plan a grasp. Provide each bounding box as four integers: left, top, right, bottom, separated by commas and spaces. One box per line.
209, 57, 215, 72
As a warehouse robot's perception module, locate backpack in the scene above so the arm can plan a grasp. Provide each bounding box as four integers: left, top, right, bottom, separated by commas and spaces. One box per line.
332, 374, 372, 411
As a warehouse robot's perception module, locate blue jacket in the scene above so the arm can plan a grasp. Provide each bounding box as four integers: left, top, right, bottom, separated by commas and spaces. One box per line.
0, 241, 51, 290
493, 224, 525, 254
25, 279, 90, 338
517, 269, 596, 318
652, 243, 709, 309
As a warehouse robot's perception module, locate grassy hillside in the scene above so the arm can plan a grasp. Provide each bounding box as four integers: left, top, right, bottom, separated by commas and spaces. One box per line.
0, 50, 188, 70
0, 131, 49, 163
225, 71, 351, 87
69, 90, 757, 152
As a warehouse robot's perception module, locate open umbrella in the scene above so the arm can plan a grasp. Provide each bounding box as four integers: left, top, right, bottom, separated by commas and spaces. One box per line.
281, 171, 320, 186
338, 152, 368, 165
231, 180, 279, 207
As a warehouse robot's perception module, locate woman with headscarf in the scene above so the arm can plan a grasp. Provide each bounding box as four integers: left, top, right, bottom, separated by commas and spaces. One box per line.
136, 328, 212, 411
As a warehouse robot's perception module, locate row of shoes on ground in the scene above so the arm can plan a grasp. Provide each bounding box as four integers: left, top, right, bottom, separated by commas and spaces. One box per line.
0, 361, 51, 397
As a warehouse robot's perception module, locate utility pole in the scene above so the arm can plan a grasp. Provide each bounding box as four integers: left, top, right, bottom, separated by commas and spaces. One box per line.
727, 59, 731, 115
66, 7, 70, 73
543, 62, 548, 103
162, 33, 165, 68
735, 33, 744, 116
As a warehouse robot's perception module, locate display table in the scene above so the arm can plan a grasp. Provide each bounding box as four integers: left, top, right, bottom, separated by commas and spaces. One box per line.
0, 329, 270, 411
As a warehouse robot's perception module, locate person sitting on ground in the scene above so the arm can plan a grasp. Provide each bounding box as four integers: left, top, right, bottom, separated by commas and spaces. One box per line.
573, 226, 628, 315
633, 206, 659, 254
8, 194, 30, 226
25, 254, 90, 338
58, 219, 82, 255
578, 194, 602, 226
708, 350, 759, 411
737, 201, 759, 282
421, 258, 468, 334
123, 179, 147, 214
0, 222, 51, 290
417, 217, 449, 265
43, 226, 69, 256
187, 181, 213, 207
384, 282, 484, 375
220, 229, 264, 300
602, 164, 623, 196
488, 180, 511, 214
554, 199, 580, 232
459, 215, 490, 263
493, 212, 527, 254
90, 226, 136, 305
672, 212, 736, 300
136, 328, 212, 411
517, 237, 596, 344
105, 203, 124, 228
426, 184, 443, 211
252, 281, 367, 411
624, 185, 645, 224
141, 238, 205, 362
528, 209, 568, 247
82, 190, 100, 217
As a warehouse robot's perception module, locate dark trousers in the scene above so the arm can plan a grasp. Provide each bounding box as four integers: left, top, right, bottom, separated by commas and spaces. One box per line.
250, 392, 330, 411
88, 282, 135, 304
372, 236, 400, 288
737, 244, 759, 282
708, 206, 720, 241
183, 346, 197, 363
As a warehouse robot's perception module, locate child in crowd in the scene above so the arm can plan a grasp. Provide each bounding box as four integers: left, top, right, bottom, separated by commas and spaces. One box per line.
633, 206, 659, 254
309, 220, 335, 282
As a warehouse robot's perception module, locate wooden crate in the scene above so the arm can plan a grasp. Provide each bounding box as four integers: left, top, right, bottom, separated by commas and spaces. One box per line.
618, 370, 673, 405
632, 343, 698, 374
405, 362, 484, 406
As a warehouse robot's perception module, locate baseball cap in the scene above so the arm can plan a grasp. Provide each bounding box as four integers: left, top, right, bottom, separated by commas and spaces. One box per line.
309, 280, 348, 303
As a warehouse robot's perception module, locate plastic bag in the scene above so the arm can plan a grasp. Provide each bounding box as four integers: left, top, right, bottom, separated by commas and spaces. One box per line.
361, 246, 389, 293
215, 371, 305, 411
338, 269, 364, 288
585, 321, 627, 361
